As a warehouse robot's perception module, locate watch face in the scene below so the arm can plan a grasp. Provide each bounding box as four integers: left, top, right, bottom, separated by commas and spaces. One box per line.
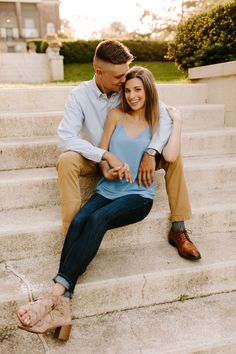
147, 149, 156, 156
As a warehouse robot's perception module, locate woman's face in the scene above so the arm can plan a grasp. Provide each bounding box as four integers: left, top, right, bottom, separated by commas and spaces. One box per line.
124, 77, 146, 111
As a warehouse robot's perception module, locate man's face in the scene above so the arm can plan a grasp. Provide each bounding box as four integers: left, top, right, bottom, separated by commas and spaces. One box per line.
97, 63, 129, 94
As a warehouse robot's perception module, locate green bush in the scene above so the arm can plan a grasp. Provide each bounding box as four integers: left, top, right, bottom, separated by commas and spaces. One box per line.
60, 40, 100, 63
167, 0, 236, 71
122, 40, 169, 62
60, 39, 169, 64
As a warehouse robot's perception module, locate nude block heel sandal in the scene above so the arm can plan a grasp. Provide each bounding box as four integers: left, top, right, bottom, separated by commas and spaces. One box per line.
54, 324, 72, 341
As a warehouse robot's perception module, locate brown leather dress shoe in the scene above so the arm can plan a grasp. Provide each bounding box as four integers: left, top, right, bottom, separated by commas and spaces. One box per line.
168, 228, 201, 260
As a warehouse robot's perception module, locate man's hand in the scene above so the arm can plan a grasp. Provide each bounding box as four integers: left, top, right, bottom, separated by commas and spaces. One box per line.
138, 153, 156, 188
102, 151, 123, 169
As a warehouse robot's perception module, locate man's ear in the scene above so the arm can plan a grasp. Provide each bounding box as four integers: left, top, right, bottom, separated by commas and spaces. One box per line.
96, 67, 103, 77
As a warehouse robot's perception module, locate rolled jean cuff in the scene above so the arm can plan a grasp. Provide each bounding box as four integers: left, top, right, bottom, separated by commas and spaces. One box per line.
53, 274, 73, 298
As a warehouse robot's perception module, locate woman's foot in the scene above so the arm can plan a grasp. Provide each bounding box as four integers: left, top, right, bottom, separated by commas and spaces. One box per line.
18, 296, 72, 341
16, 293, 59, 327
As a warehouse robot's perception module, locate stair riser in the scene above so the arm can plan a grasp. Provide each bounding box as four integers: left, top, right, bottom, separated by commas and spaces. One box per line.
182, 132, 236, 157
0, 113, 62, 138
0, 106, 224, 138
158, 84, 208, 106
179, 105, 224, 130
0, 85, 208, 113
1, 206, 235, 262
71, 262, 236, 319
0, 175, 98, 211
1, 261, 235, 331
1, 166, 236, 211
0, 144, 60, 171
1, 133, 235, 171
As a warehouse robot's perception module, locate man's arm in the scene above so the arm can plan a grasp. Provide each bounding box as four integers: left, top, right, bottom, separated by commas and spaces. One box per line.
58, 88, 106, 163
99, 109, 134, 182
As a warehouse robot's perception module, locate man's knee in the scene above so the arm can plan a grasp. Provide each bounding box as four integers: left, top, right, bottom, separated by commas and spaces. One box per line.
56, 151, 82, 172
157, 154, 183, 172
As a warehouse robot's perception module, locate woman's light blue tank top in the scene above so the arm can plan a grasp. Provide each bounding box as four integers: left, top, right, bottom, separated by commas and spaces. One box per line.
96, 122, 156, 200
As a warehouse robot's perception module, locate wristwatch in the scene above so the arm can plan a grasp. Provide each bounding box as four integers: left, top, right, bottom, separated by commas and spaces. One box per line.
145, 148, 158, 157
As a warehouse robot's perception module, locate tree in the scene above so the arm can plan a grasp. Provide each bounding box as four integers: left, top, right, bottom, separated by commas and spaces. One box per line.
136, 0, 230, 40
181, 0, 230, 21
59, 18, 76, 40
96, 21, 129, 39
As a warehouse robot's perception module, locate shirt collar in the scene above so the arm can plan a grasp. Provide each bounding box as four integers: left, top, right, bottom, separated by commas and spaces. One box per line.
91, 75, 120, 99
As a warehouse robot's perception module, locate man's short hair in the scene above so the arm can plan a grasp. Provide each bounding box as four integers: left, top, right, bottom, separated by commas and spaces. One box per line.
94, 40, 134, 65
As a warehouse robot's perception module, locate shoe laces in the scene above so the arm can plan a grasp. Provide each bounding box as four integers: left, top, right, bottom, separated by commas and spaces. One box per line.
175, 229, 193, 243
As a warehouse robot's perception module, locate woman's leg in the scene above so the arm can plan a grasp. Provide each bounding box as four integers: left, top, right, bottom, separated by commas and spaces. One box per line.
59, 193, 111, 271
55, 194, 153, 295
17, 194, 111, 326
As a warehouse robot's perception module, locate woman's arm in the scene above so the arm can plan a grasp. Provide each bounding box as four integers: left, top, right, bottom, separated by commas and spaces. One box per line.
99, 109, 134, 182
162, 107, 182, 162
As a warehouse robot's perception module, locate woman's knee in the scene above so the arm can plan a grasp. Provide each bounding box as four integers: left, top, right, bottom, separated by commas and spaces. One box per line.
87, 211, 106, 231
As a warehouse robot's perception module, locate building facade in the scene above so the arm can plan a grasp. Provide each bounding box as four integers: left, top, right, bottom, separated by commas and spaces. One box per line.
0, 0, 60, 52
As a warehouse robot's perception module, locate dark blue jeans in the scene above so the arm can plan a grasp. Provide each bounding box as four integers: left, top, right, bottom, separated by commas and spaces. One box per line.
53, 193, 153, 297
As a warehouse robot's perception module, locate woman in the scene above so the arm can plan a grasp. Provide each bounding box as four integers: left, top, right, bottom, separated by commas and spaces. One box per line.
16, 66, 167, 340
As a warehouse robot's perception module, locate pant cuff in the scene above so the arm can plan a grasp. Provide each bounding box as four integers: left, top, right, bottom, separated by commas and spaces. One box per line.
53, 274, 73, 298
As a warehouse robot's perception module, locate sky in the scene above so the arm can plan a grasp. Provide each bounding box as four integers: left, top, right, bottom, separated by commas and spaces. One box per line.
59, 0, 181, 39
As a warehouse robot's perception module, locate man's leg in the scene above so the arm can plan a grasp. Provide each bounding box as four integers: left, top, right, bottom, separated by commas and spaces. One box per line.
56, 151, 98, 235
156, 154, 201, 260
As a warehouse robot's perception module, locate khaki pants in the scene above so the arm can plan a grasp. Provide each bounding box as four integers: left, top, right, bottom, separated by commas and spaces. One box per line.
56, 151, 192, 235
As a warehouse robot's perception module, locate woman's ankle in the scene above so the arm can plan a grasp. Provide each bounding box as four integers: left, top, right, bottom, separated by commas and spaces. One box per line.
52, 283, 66, 296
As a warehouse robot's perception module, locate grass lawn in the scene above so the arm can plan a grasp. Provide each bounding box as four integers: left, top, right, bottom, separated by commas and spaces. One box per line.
0, 61, 187, 87
64, 61, 187, 83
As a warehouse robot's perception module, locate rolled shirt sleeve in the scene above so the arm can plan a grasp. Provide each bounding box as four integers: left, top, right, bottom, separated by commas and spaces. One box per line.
148, 101, 172, 154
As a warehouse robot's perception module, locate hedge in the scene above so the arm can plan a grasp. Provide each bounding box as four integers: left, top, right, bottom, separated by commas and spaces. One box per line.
167, 0, 236, 71
60, 39, 169, 64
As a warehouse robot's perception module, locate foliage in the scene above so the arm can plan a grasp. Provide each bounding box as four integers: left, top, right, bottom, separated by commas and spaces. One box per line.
179, 294, 189, 302
26, 39, 48, 53
60, 40, 100, 63
167, 0, 236, 71
60, 40, 169, 64
136, 0, 225, 41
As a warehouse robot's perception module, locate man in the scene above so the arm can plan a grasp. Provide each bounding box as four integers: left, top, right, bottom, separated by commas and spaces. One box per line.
57, 40, 201, 260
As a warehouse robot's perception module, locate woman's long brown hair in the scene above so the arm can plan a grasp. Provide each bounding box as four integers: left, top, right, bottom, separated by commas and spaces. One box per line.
121, 66, 160, 135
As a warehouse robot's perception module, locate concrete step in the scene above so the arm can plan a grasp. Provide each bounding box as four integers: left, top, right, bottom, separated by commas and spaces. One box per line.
1, 233, 236, 330
0, 104, 225, 138
1, 128, 236, 171
0, 192, 236, 262
158, 83, 208, 106
0, 111, 63, 138
0, 84, 208, 113
3, 292, 235, 354
182, 127, 236, 157
0, 136, 59, 171
178, 104, 225, 130
2, 294, 236, 354
1, 155, 236, 211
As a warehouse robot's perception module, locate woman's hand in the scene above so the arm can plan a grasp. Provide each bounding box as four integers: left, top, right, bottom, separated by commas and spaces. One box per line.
104, 163, 134, 183
166, 106, 182, 126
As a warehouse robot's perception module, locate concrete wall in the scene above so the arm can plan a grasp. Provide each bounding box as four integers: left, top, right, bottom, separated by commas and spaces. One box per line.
188, 61, 236, 127
0, 51, 63, 83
